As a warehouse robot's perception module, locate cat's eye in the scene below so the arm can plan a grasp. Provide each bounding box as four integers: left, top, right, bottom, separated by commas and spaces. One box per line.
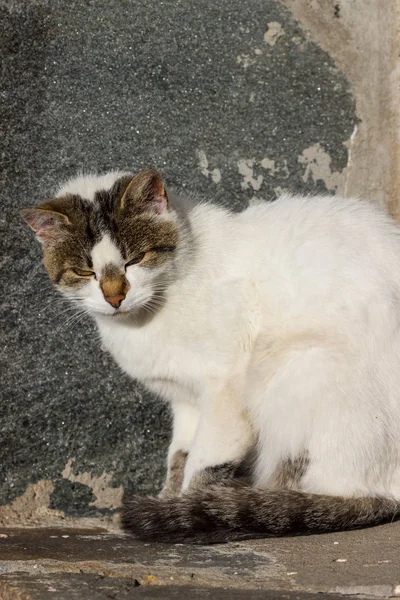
125, 253, 146, 268
71, 268, 95, 278
125, 247, 176, 269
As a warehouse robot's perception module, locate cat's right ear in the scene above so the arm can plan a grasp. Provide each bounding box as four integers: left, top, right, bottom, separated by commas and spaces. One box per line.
120, 168, 169, 215
21, 207, 70, 244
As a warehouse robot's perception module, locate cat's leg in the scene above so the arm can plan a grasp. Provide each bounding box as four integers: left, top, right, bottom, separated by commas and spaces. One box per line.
251, 342, 390, 497
159, 401, 200, 498
182, 383, 254, 492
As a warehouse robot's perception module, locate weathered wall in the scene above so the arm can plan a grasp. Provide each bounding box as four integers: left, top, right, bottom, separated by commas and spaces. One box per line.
1, 0, 397, 525
281, 0, 400, 215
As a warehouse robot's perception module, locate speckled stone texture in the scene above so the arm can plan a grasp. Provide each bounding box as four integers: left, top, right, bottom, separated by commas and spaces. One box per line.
1, 0, 356, 515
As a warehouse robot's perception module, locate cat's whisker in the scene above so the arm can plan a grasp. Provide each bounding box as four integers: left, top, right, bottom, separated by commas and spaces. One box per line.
145, 300, 164, 312
149, 294, 167, 305
143, 305, 159, 317
58, 307, 91, 333
59, 308, 87, 328
56, 305, 85, 319
134, 293, 165, 310
142, 296, 166, 316
39, 297, 80, 317
39, 298, 65, 313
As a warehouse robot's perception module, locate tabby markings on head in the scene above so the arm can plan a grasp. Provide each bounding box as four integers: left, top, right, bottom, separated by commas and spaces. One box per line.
21, 168, 179, 313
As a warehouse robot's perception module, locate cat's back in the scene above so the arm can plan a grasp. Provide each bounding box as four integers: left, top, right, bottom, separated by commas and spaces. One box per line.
238, 193, 400, 268
231, 194, 400, 326
242, 193, 395, 238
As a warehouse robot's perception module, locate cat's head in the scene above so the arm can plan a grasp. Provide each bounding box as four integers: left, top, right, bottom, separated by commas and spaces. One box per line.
21, 169, 182, 316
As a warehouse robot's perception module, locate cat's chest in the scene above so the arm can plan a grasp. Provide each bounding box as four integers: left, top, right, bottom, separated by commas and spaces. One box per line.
95, 277, 259, 387
96, 312, 211, 386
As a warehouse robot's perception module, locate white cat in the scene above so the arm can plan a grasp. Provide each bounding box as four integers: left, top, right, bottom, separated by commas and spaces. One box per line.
22, 168, 400, 542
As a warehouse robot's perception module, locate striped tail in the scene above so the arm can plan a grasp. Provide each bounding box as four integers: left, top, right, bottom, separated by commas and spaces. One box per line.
121, 486, 400, 544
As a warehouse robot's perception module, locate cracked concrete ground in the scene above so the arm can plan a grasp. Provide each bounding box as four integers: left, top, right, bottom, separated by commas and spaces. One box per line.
1, 525, 400, 599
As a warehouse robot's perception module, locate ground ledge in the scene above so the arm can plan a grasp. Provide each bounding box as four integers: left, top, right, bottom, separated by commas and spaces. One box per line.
0, 524, 400, 599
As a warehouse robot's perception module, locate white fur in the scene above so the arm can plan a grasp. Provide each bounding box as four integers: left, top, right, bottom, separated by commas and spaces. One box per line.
91, 234, 124, 272
57, 171, 131, 201
58, 177, 400, 499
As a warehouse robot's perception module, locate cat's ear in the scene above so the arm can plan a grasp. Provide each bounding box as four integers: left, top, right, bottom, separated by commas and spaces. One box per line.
120, 168, 168, 215
21, 205, 71, 243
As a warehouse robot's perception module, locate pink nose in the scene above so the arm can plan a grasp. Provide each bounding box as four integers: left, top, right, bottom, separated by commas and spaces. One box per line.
104, 294, 125, 308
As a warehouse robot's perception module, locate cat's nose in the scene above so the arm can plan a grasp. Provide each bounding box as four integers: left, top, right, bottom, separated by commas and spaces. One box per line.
100, 269, 130, 309
104, 294, 125, 308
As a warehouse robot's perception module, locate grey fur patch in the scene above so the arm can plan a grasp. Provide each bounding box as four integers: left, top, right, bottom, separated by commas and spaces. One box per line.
159, 450, 188, 498
160, 453, 255, 499
189, 462, 243, 491
121, 487, 400, 544
269, 451, 310, 491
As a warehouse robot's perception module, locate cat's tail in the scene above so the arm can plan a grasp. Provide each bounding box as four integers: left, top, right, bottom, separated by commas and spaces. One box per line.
120, 486, 400, 544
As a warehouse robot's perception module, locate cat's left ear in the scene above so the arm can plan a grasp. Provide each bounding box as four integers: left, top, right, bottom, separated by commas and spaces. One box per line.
120, 168, 168, 215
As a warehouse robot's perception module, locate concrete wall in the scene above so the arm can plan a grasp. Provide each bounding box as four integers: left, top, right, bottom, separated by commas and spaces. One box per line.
1, 0, 398, 526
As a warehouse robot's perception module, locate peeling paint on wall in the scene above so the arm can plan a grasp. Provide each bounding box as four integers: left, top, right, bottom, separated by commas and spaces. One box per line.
249, 185, 288, 206
197, 150, 222, 184
268, 159, 289, 179
62, 459, 123, 510
261, 157, 278, 176
249, 196, 265, 206
298, 143, 344, 192
0, 478, 120, 530
264, 22, 284, 46
0, 480, 63, 526
238, 157, 290, 193
281, 0, 399, 212
237, 159, 263, 191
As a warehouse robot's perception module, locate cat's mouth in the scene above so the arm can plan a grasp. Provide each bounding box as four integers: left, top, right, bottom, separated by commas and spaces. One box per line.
94, 295, 163, 318
108, 305, 139, 318
107, 308, 131, 317
92, 306, 133, 317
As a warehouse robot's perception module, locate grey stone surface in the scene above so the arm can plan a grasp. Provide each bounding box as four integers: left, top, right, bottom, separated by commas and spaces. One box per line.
1, 0, 356, 515
0, 526, 400, 598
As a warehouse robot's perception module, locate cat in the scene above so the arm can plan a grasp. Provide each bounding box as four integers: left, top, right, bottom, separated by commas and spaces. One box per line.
22, 168, 400, 543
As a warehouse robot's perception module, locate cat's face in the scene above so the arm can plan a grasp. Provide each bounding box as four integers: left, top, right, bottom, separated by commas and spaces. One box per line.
22, 169, 180, 316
